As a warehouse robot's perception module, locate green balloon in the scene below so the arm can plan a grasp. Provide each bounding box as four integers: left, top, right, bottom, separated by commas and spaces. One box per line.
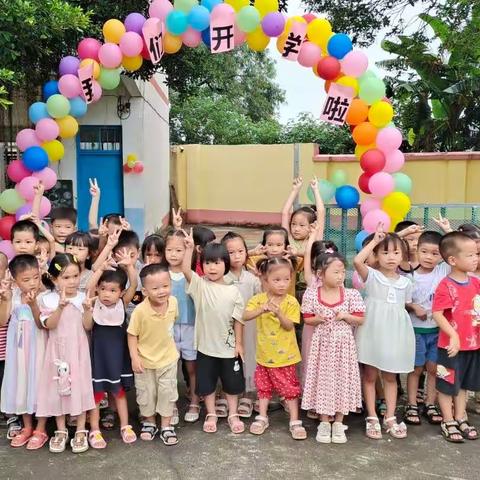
237, 6, 261, 33
358, 77, 386, 105
46, 94, 70, 119
330, 169, 347, 187
393, 173, 413, 195
307, 180, 336, 203
174, 0, 197, 13
99, 68, 121, 90
0, 188, 25, 214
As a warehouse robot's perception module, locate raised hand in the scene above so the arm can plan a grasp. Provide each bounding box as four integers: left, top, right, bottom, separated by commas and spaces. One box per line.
33, 181, 45, 198
432, 213, 452, 233
292, 177, 303, 192
107, 228, 122, 248
373, 222, 386, 244
98, 218, 109, 237
89, 178, 100, 197
309, 176, 318, 191
116, 248, 132, 267
172, 207, 183, 229
119, 217, 131, 231
83, 293, 97, 312
58, 287, 68, 309
251, 244, 267, 256
101, 255, 118, 271
181, 228, 195, 249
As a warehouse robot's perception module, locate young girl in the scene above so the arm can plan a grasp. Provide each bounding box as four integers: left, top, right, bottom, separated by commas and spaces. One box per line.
192, 226, 216, 275
65, 232, 94, 293
0, 255, 49, 450
243, 257, 306, 440
222, 231, 261, 418
181, 230, 245, 434
86, 259, 138, 448
354, 224, 414, 440
141, 234, 165, 266
301, 253, 366, 443
36, 253, 96, 453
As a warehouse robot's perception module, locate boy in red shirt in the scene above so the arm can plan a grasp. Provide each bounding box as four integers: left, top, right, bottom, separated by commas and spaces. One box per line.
432, 232, 480, 443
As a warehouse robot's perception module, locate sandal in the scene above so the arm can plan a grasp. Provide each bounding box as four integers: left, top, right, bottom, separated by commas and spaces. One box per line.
456, 418, 478, 440
403, 404, 421, 425
6, 416, 22, 440
120, 425, 137, 444
215, 399, 228, 418
26, 430, 49, 450
227, 414, 245, 434
71, 430, 89, 453
249, 415, 269, 435
203, 413, 218, 433
184, 404, 201, 423
170, 406, 179, 426
160, 427, 178, 446
441, 421, 465, 443
88, 430, 107, 449
10, 427, 33, 448
49, 430, 69, 454
365, 416, 382, 440
416, 388, 425, 405
100, 410, 115, 430
140, 422, 158, 441
238, 398, 253, 418
424, 404, 442, 425
289, 420, 307, 440
383, 416, 407, 439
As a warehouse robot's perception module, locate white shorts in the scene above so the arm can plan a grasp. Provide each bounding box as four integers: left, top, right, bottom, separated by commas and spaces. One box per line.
174, 324, 197, 361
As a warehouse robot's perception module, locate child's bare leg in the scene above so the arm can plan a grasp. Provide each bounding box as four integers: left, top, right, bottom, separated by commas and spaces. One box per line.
116, 394, 130, 428
89, 406, 101, 432
160, 415, 171, 429
257, 398, 269, 418
22, 413, 33, 430
36, 417, 47, 433
76, 412, 87, 433
425, 363, 438, 405
185, 360, 200, 409
438, 392, 454, 421
55, 415, 66, 431
407, 367, 423, 405
334, 413, 344, 423
382, 372, 398, 419
375, 375, 384, 398
226, 393, 239, 415
453, 389, 467, 421
286, 398, 299, 422
363, 365, 379, 418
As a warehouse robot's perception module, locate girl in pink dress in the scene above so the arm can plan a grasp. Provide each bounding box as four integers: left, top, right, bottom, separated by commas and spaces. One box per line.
301, 252, 366, 444
36, 253, 95, 454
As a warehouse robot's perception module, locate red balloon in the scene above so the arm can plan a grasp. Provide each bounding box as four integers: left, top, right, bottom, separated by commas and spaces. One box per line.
133, 162, 144, 174
0, 215, 17, 241
303, 13, 317, 23
123, 164, 132, 173
360, 149, 386, 175
316, 56, 341, 81
358, 172, 372, 194
141, 42, 150, 60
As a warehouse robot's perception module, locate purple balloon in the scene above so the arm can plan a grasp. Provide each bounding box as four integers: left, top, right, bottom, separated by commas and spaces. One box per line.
261, 12, 285, 37
125, 12, 146, 34
59, 56, 80, 77
15, 203, 33, 221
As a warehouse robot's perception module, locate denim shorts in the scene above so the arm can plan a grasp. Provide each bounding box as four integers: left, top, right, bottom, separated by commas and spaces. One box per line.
414, 332, 439, 366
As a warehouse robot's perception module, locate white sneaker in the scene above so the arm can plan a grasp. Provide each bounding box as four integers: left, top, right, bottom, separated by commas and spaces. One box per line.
331, 421, 348, 443
316, 421, 332, 443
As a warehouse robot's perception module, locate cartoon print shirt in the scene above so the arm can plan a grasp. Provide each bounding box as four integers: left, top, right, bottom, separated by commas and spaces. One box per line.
246, 293, 301, 368
432, 276, 480, 351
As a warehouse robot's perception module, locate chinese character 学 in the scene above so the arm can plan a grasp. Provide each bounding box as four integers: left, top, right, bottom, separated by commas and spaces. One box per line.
322, 95, 351, 123
282, 32, 303, 57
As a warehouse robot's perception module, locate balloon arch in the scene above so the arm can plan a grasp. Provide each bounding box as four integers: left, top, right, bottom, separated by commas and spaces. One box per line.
0, 0, 413, 251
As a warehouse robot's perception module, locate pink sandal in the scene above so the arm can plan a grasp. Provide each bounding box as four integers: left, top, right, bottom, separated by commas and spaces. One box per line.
227, 414, 245, 434
88, 430, 107, 449
26, 430, 48, 450
203, 414, 218, 433
120, 425, 137, 444
10, 427, 33, 447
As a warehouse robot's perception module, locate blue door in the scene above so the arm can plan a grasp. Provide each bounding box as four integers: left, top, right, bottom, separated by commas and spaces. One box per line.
76, 126, 124, 231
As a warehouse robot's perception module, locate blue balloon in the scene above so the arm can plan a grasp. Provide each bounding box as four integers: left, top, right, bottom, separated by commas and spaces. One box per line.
28, 102, 50, 124
335, 185, 360, 210
166, 10, 188, 36
201, 28, 211, 48
69, 96, 88, 118
188, 5, 210, 31
201, 0, 222, 12
327, 33, 353, 60
43, 80, 59, 101
22, 146, 49, 172
355, 230, 370, 252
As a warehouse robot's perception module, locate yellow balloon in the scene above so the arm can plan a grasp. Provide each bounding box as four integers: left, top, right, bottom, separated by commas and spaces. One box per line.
56, 115, 79, 139
389, 215, 404, 232
225, 0, 249, 12
276, 34, 287, 54
42, 140, 65, 162
368, 101, 394, 128
383, 192, 411, 217
122, 55, 143, 72
336, 76, 359, 96
79, 59, 100, 79
354, 143, 376, 159
103, 19, 126, 44
307, 18, 332, 47
246, 27, 270, 51
254, 0, 279, 17
163, 33, 182, 54
283, 16, 307, 34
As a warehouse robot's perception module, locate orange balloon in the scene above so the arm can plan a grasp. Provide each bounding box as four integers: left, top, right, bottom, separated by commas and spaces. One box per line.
276, 34, 287, 54
355, 143, 376, 159
352, 122, 378, 145
164, 33, 182, 54
79, 59, 100, 79
346, 99, 369, 126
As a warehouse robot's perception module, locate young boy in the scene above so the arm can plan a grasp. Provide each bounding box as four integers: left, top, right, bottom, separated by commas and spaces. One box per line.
50, 207, 77, 253
404, 231, 448, 426
432, 231, 480, 443
127, 264, 179, 445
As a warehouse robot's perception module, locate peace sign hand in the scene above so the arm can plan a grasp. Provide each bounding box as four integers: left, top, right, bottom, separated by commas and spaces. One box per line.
373, 222, 386, 244
58, 287, 68, 309
89, 178, 100, 197
432, 213, 452, 233
172, 207, 183, 229
181, 228, 195, 249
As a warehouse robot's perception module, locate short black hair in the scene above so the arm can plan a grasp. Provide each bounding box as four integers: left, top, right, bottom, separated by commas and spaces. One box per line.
114, 230, 140, 253
261, 227, 289, 247
98, 268, 128, 290
458, 223, 480, 240
9, 254, 39, 278
42, 253, 80, 290
314, 251, 347, 272
141, 234, 165, 263
418, 230, 442, 247
201, 242, 230, 275
192, 226, 216, 248
290, 206, 317, 225
257, 256, 293, 275
373, 233, 408, 260
394, 220, 417, 233
65, 231, 94, 253
439, 231, 474, 263
221, 231, 249, 264
139, 263, 169, 286
50, 207, 77, 225
11, 220, 40, 242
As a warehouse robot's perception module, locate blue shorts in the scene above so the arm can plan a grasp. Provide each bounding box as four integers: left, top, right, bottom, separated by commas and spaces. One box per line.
174, 324, 196, 361
414, 332, 439, 367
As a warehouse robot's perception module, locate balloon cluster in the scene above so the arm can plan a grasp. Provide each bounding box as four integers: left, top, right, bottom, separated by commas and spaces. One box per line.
123, 154, 144, 174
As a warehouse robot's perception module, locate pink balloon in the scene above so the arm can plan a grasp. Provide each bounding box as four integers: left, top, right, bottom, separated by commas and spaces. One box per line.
352, 270, 365, 290
182, 28, 202, 48
234, 24, 246, 47
368, 172, 395, 198
376, 127, 403, 154
119, 31, 144, 57
77, 38, 102, 61
16, 176, 39, 202
149, 0, 173, 21
39, 196, 51, 218
7, 160, 32, 183
33, 167, 58, 190
211, 4, 235, 20
360, 198, 381, 217
297, 42, 322, 67
0, 240, 15, 260
58, 74, 82, 99
35, 118, 60, 142
362, 209, 391, 233
384, 149, 405, 173
341, 50, 369, 77
98, 43, 123, 68
16, 129, 41, 152
92, 81, 103, 103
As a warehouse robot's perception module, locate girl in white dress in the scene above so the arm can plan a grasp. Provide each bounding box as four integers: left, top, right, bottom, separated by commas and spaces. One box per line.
354, 223, 414, 440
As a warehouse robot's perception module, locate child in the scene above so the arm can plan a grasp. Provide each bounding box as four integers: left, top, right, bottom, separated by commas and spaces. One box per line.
65, 232, 94, 292
141, 234, 165, 266
127, 264, 179, 446
222, 231, 261, 418
243, 257, 306, 440
0, 255, 48, 449
301, 252, 366, 443
36, 253, 95, 453
395, 221, 423, 274
192, 226, 216, 275
181, 232, 246, 434
12, 219, 53, 259
87, 260, 138, 448
354, 223, 414, 439
50, 207, 77, 254
404, 231, 447, 426
432, 232, 480, 443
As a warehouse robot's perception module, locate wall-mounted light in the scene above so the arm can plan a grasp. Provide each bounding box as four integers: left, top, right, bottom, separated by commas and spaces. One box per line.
117, 96, 131, 120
